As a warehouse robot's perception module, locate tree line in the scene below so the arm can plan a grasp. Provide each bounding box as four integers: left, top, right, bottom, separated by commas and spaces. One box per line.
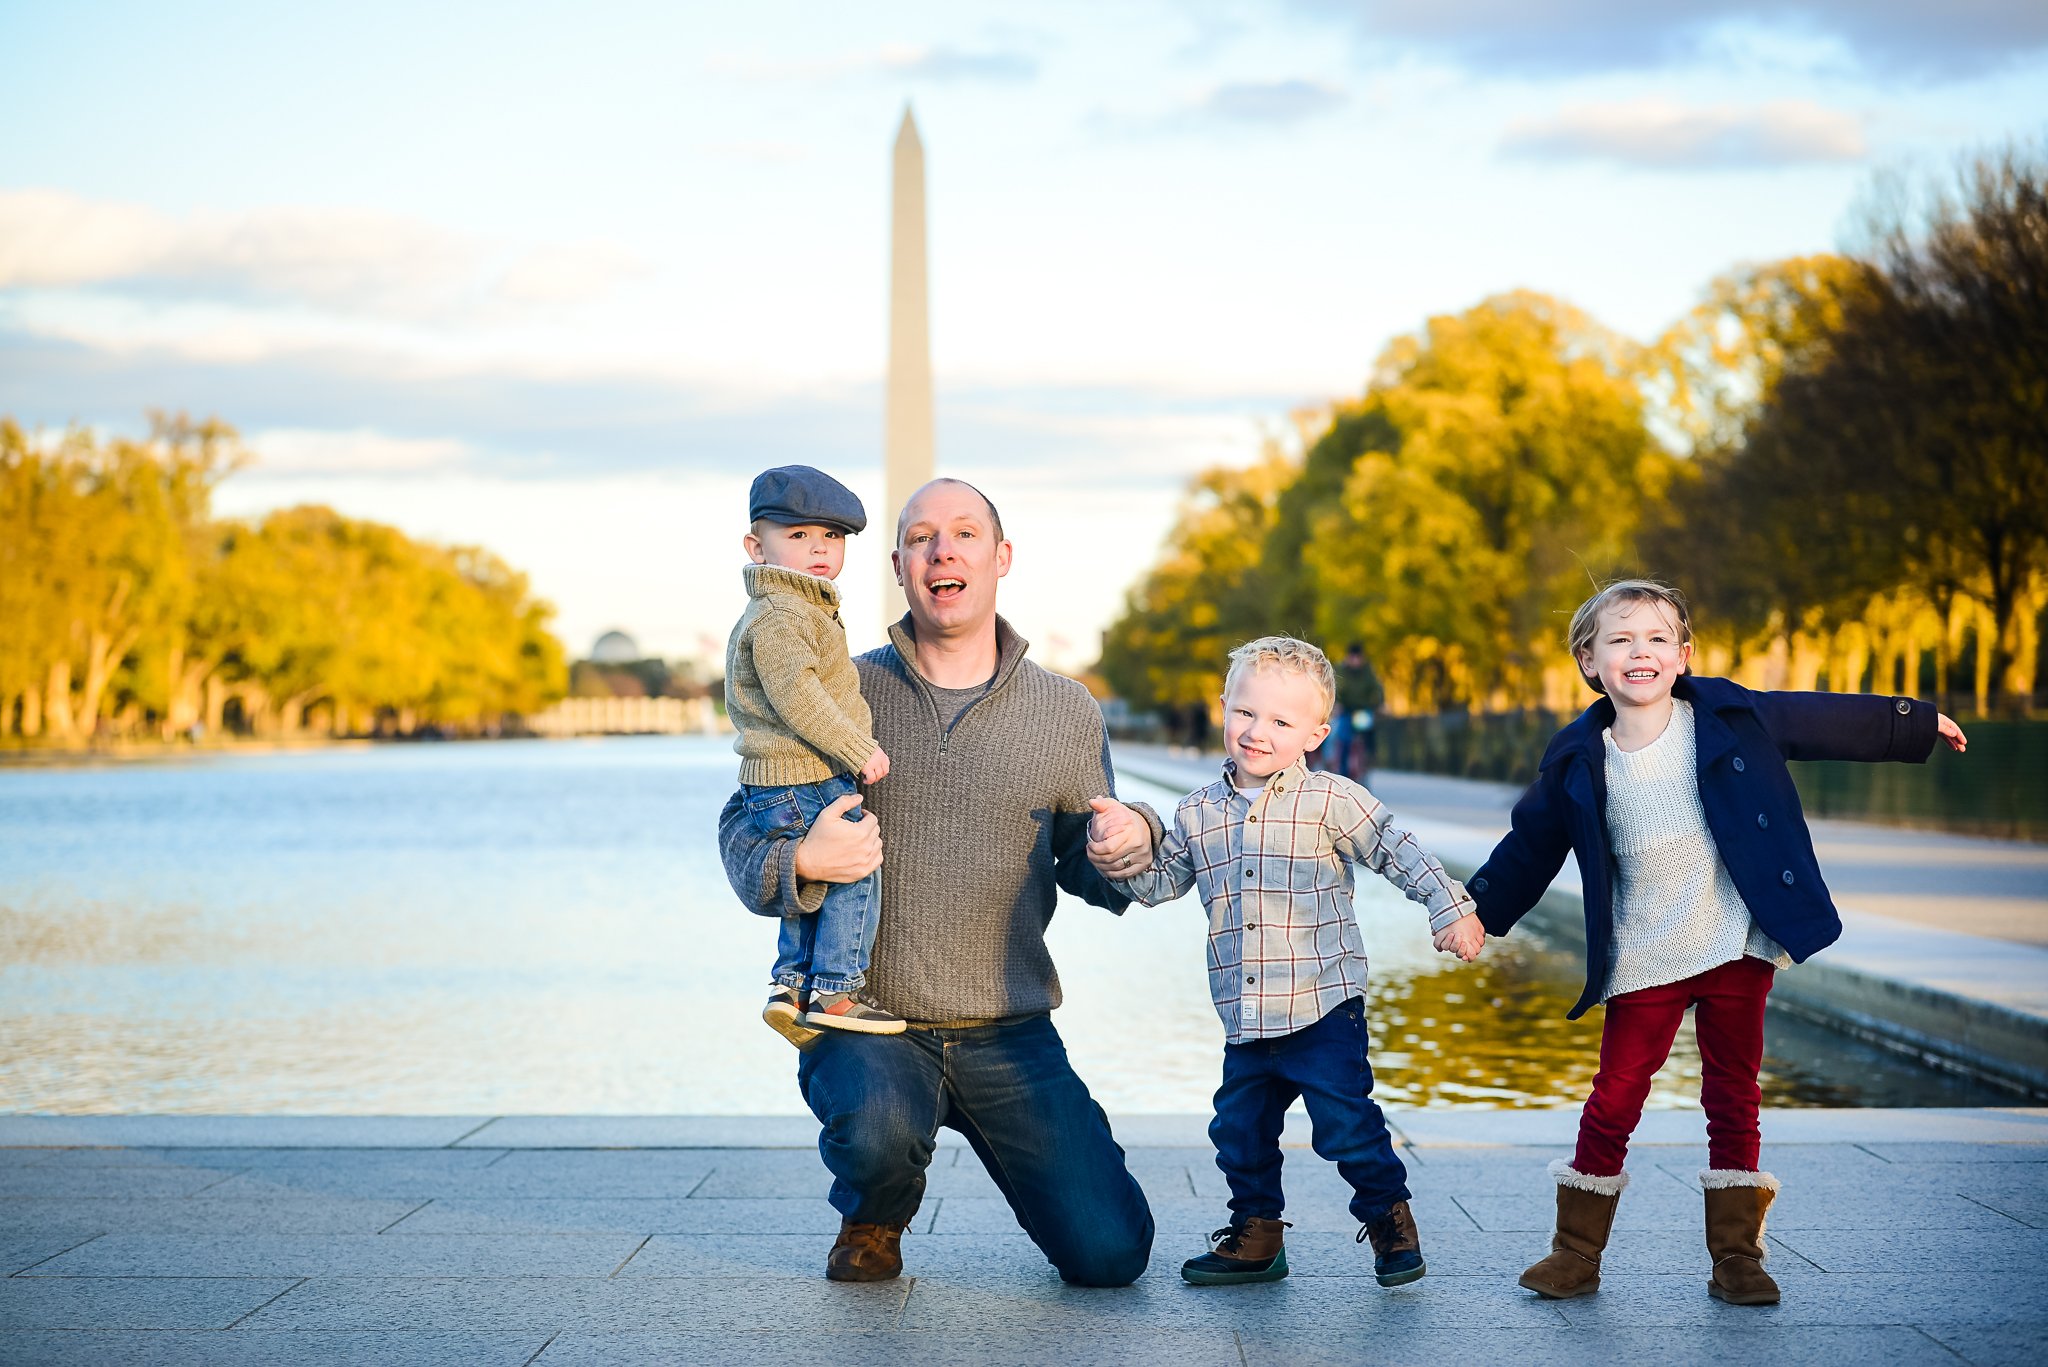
1, 416, 567, 744
1101, 145, 2047, 720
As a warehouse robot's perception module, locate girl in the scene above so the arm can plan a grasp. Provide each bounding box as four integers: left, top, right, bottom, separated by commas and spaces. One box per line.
1462, 580, 1966, 1306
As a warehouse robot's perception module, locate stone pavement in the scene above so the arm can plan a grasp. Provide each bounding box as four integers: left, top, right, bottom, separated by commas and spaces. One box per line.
2, 1111, 2045, 1365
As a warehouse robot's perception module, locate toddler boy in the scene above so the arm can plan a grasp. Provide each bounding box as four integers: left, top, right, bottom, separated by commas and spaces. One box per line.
725, 465, 898, 1045
1113, 636, 1485, 1285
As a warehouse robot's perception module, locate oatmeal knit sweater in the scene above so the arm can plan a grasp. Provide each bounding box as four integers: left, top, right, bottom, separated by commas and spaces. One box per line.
724, 564, 876, 787
1602, 699, 1790, 1000
729, 614, 1162, 1023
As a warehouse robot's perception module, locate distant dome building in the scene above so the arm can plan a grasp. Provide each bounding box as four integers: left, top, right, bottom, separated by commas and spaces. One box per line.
590, 630, 641, 663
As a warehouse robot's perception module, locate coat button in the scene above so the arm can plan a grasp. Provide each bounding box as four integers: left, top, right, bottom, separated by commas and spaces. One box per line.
1245, 869, 1254, 879
1247, 922, 1257, 931
1247, 816, 1257, 823
1732, 757, 1746, 772
1896, 698, 1912, 714
1782, 869, 1796, 885
1246, 975, 1255, 984
1471, 877, 1489, 894
1757, 813, 1769, 830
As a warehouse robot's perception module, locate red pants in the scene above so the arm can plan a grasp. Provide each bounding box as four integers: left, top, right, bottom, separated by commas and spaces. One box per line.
1573, 956, 1775, 1176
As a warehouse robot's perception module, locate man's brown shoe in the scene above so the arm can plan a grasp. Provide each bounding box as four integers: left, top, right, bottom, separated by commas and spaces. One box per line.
826, 1218, 906, 1282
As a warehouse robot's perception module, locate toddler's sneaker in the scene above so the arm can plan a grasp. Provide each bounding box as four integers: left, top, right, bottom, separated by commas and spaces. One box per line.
806, 990, 907, 1034
1181, 1217, 1289, 1285
762, 986, 822, 1049
1359, 1200, 1426, 1286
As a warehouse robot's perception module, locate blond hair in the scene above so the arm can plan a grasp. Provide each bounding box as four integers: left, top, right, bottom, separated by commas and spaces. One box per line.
1567, 579, 1694, 695
1224, 636, 1337, 721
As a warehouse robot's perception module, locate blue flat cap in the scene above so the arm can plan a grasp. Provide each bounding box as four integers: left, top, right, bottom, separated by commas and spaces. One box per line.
748, 465, 867, 535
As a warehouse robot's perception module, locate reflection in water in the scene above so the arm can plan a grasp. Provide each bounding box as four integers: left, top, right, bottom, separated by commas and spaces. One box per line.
0, 738, 2015, 1114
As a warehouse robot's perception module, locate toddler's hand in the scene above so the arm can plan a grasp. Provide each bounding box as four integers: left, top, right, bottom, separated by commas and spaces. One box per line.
859, 745, 890, 783
1937, 713, 1967, 753
1085, 796, 1152, 878
1432, 912, 1485, 963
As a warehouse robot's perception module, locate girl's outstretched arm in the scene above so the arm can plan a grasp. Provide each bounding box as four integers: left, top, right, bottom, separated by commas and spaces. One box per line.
1468, 764, 1575, 938
1753, 691, 1947, 764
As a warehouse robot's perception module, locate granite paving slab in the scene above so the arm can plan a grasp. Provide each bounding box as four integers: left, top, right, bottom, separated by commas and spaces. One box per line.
382, 1195, 930, 1236
927, 1193, 1478, 1235
1235, 1324, 1960, 1367
1859, 1141, 2048, 1163
0, 1330, 550, 1366
1919, 1322, 2048, 1367
0, 1231, 101, 1276
1552, 1269, 2048, 1327
1768, 1227, 2048, 1273
30, 1147, 507, 1171
0, 1167, 239, 1198
897, 1273, 1569, 1333
0, 1197, 428, 1236
239, 1275, 912, 1332
23, 1233, 650, 1278
535, 1329, 1246, 1366
0, 1117, 488, 1148
451, 1116, 892, 1148
0, 1276, 303, 1330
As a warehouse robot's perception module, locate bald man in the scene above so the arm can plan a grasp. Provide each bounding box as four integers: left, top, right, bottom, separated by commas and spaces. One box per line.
720, 478, 1160, 1286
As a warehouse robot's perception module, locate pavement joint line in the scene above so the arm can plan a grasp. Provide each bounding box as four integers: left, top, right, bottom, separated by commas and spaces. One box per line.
607, 1235, 652, 1278
682, 1169, 714, 1198
9, 1231, 105, 1277
1954, 1193, 2032, 1227
444, 1118, 501, 1149
1852, 1142, 1894, 1163
186, 1171, 239, 1196
520, 1328, 562, 1366
222, 1275, 307, 1329
374, 1199, 434, 1234
1905, 1326, 1974, 1362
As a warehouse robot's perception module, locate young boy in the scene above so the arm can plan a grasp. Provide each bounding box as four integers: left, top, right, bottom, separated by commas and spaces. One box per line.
725, 465, 898, 1045
1113, 636, 1486, 1286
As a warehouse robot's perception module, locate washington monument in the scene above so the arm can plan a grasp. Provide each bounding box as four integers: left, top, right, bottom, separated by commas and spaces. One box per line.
884, 106, 934, 618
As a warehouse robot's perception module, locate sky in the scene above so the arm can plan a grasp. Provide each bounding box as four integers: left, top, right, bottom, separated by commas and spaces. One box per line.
3, 1, 2045, 670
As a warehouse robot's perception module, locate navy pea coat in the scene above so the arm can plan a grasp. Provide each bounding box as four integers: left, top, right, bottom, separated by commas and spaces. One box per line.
1468, 675, 1938, 1020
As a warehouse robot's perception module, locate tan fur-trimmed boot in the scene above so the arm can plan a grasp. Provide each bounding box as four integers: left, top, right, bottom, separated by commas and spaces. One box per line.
1518, 1161, 1627, 1299
1702, 1168, 1781, 1305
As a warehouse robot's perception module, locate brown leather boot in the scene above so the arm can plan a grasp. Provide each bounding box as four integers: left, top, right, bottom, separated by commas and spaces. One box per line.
1702, 1170, 1781, 1305
826, 1217, 907, 1282
1518, 1161, 1627, 1299
1181, 1215, 1289, 1284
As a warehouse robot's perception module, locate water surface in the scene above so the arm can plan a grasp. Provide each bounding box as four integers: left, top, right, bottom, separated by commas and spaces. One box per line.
0, 737, 2011, 1114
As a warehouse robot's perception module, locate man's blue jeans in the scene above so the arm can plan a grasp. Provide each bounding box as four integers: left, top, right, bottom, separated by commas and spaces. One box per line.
1211, 996, 1411, 1226
742, 775, 879, 995
797, 1012, 1155, 1286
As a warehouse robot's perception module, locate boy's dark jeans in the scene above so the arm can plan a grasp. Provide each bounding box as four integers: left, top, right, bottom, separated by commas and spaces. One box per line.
1211, 996, 1411, 1226
797, 1012, 1155, 1286
743, 774, 879, 995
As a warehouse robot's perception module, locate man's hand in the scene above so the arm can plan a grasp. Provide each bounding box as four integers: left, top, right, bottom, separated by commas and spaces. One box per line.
792, 793, 882, 886
1937, 713, 1968, 753
1085, 796, 1153, 879
859, 745, 891, 784
1432, 912, 1486, 963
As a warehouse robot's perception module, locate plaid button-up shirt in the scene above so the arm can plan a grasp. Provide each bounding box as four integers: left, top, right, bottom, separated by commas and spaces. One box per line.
1117, 756, 1473, 1043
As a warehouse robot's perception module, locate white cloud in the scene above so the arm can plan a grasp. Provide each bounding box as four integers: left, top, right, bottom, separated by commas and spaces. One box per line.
1294, 0, 2048, 79
711, 42, 1039, 85
1501, 99, 1866, 168
245, 428, 474, 475
0, 190, 649, 319
493, 243, 652, 308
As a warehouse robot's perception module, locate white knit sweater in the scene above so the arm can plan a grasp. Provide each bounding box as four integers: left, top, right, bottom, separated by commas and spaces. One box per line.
1602, 699, 1790, 1000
